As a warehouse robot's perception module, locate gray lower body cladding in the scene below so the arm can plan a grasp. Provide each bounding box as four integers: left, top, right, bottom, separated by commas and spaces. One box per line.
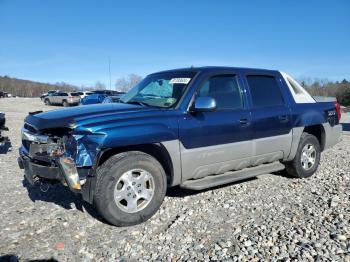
180, 161, 285, 190
323, 123, 342, 150
162, 131, 293, 184
163, 124, 342, 185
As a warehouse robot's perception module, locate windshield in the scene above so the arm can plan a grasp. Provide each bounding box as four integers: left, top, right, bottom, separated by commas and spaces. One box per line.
120, 71, 196, 108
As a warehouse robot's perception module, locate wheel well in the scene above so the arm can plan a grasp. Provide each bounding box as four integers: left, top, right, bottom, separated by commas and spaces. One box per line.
98, 144, 174, 185
304, 124, 325, 151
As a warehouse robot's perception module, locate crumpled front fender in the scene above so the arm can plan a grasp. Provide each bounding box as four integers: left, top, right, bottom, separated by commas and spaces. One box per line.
64, 133, 107, 167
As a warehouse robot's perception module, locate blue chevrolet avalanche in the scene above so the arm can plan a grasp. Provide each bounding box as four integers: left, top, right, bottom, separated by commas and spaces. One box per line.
18, 67, 342, 226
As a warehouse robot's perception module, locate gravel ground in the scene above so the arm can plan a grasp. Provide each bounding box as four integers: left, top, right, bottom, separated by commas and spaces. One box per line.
0, 98, 349, 261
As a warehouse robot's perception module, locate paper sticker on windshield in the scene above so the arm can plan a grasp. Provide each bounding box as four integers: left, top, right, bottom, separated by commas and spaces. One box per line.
169, 78, 191, 84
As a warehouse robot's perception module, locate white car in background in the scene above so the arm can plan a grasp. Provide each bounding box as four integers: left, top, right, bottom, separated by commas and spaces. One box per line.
77, 91, 94, 99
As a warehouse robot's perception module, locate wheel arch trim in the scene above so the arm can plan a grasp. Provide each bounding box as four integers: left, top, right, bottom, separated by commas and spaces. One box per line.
96, 141, 180, 186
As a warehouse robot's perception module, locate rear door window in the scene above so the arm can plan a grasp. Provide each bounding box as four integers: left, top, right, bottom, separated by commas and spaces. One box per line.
246, 75, 284, 107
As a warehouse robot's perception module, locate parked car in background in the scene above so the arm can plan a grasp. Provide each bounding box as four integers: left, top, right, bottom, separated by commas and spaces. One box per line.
19, 67, 342, 226
77, 91, 94, 99
102, 92, 125, 103
102, 95, 122, 103
81, 93, 107, 105
93, 90, 122, 96
0, 92, 9, 98
40, 90, 60, 101
0, 112, 8, 146
44, 91, 81, 106
81, 90, 125, 105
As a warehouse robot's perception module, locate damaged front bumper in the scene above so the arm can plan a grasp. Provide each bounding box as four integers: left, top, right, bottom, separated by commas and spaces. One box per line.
18, 127, 105, 197
18, 147, 84, 192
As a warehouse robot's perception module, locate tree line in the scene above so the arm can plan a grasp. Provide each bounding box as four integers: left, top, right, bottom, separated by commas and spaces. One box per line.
301, 78, 350, 106
0, 76, 78, 97
0, 74, 143, 97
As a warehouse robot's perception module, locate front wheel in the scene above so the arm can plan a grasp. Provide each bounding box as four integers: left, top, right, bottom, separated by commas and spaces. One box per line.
285, 133, 321, 178
94, 151, 167, 226
44, 99, 51, 105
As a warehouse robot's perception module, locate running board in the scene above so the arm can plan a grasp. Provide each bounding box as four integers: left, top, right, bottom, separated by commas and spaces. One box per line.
180, 161, 285, 190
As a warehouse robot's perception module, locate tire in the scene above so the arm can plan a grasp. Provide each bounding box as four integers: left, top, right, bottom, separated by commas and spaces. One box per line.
285, 133, 321, 178
63, 101, 69, 107
94, 151, 167, 226
44, 99, 51, 105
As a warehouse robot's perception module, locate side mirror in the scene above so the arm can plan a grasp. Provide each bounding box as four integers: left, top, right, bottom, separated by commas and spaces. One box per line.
192, 97, 216, 112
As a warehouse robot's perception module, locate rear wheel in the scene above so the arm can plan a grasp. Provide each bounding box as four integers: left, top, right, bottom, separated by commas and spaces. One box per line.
94, 151, 167, 226
285, 133, 321, 178
63, 100, 69, 107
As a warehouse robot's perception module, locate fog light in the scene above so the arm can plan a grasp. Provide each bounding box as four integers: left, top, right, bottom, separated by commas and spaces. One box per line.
58, 157, 81, 190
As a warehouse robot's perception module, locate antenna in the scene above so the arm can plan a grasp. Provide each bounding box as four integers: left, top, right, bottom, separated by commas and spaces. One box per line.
108, 57, 112, 89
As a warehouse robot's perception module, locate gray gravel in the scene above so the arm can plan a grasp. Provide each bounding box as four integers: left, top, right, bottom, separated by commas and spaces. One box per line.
0, 98, 350, 261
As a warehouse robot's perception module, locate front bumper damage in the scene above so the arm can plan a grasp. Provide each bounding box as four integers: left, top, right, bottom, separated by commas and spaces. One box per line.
18, 127, 105, 201
18, 150, 82, 191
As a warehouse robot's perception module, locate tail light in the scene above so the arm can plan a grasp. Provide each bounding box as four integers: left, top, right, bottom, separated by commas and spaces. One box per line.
334, 101, 341, 121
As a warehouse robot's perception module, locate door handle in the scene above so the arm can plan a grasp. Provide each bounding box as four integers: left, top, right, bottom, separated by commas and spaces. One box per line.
278, 115, 288, 122
239, 118, 249, 126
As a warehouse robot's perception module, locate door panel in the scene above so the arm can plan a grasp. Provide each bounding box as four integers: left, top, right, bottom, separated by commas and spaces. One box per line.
179, 73, 253, 181
251, 107, 292, 162
244, 74, 293, 160
51, 94, 57, 103
179, 110, 252, 180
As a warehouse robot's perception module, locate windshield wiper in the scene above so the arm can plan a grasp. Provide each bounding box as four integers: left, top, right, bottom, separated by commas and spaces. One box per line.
121, 100, 149, 107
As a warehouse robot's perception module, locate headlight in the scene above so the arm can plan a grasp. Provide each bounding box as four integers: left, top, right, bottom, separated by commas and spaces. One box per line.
21, 128, 49, 143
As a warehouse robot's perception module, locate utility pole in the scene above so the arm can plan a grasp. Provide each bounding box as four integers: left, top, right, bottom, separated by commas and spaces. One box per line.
108, 57, 112, 89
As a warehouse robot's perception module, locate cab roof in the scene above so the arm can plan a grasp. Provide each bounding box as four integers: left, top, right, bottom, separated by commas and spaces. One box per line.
154, 66, 279, 75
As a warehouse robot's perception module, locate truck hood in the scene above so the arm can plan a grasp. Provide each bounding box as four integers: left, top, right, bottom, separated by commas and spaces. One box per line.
25, 103, 160, 132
